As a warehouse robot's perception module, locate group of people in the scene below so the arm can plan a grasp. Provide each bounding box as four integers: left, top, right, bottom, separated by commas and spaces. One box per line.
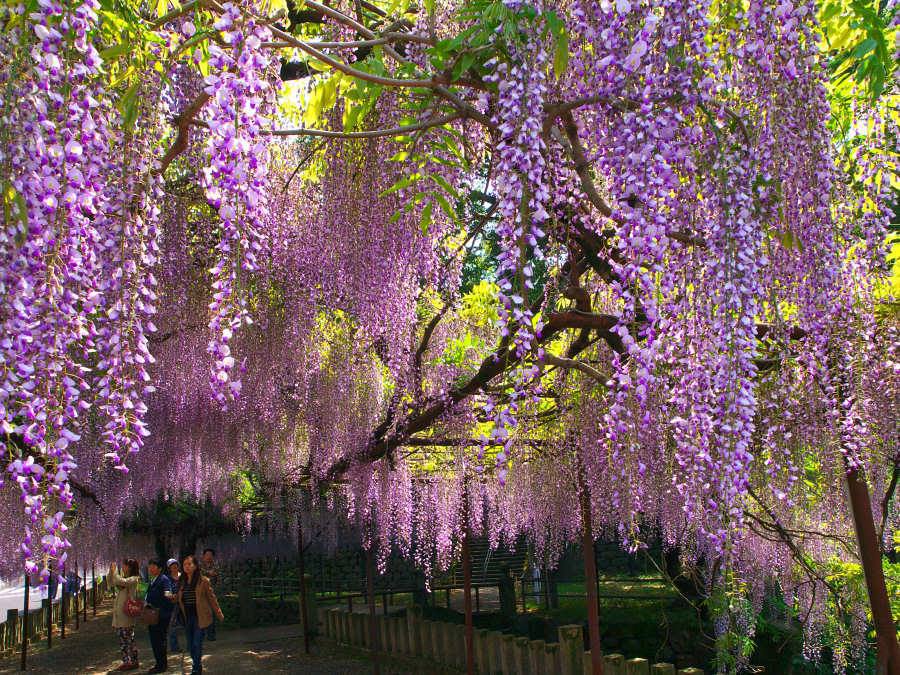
109, 549, 224, 674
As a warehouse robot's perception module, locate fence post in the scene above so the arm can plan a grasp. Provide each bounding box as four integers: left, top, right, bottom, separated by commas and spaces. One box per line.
626, 658, 650, 675
6, 609, 17, 659
558, 624, 584, 675
43, 598, 52, 650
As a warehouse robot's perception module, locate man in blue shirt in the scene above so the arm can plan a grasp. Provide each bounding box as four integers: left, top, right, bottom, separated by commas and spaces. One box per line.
145, 559, 175, 674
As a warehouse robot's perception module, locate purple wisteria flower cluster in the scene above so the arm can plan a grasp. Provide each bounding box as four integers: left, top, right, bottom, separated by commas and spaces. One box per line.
201, 3, 275, 408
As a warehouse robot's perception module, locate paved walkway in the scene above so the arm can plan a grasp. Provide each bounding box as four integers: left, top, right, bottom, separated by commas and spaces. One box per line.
0, 600, 457, 674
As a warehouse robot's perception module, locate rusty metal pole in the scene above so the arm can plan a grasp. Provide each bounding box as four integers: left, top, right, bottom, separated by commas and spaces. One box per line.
462, 479, 475, 675
21, 573, 30, 671
366, 544, 380, 675
578, 458, 604, 675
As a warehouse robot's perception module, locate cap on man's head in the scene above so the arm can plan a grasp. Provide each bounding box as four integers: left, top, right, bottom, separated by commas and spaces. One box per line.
166, 558, 178, 568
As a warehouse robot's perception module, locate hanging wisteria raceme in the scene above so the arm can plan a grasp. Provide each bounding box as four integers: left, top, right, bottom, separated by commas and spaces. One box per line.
201, 3, 275, 407
477, 8, 551, 485
0, 0, 115, 578
92, 116, 165, 470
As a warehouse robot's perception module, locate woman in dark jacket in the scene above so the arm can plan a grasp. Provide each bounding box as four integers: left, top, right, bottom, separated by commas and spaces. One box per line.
176, 554, 224, 675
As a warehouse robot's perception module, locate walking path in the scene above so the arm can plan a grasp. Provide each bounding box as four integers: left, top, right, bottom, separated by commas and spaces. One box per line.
0, 598, 458, 674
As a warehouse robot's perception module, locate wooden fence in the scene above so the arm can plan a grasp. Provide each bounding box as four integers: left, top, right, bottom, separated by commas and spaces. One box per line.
0, 574, 109, 664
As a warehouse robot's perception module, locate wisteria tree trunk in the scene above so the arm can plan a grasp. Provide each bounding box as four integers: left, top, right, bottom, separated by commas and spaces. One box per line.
846, 469, 900, 675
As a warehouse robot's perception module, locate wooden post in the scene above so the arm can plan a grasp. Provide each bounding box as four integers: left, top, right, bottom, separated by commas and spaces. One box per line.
92, 563, 97, 616
297, 507, 310, 655
366, 544, 380, 675
462, 479, 475, 675
579, 459, 604, 675
21, 574, 30, 671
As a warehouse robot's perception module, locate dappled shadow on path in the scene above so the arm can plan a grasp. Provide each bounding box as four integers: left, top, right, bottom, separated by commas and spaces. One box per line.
1, 607, 457, 674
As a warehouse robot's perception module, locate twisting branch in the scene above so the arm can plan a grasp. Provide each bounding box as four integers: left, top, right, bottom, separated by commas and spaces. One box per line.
271, 113, 460, 139
544, 354, 608, 385
157, 92, 211, 174
556, 112, 614, 218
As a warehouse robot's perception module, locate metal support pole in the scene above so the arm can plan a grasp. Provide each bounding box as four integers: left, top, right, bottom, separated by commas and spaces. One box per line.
60, 564, 66, 640
579, 460, 604, 675
82, 563, 87, 623
47, 562, 53, 650
462, 479, 475, 675
366, 544, 380, 675
21, 574, 30, 671
92, 563, 97, 616
298, 507, 310, 655
74, 563, 79, 631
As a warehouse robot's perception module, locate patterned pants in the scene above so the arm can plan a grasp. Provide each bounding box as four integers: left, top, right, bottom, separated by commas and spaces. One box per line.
117, 627, 138, 665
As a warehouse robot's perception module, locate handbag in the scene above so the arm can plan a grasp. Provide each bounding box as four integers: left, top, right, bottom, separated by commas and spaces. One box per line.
124, 597, 143, 618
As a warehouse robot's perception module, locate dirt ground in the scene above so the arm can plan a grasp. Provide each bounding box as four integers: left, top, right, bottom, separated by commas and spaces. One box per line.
0, 601, 456, 674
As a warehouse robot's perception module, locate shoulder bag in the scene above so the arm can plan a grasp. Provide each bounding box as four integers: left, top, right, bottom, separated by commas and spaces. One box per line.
123, 583, 143, 618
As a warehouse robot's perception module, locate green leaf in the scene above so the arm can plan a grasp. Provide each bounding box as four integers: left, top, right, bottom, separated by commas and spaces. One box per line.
434, 193, 457, 223
117, 81, 141, 129
420, 201, 433, 234
380, 173, 422, 197
429, 174, 460, 201
852, 37, 877, 59
100, 40, 131, 62
553, 31, 569, 80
